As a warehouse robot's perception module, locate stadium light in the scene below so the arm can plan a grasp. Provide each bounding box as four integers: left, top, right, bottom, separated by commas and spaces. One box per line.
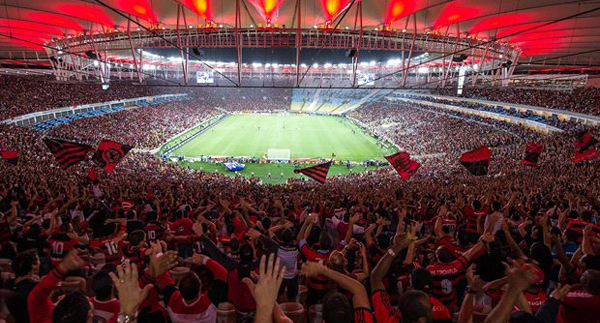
265, 63, 271, 68
301, 63, 307, 67
360, 62, 368, 66
323, 63, 332, 68
252, 62, 263, 67
369, 61, 376, 66
313, 63, 319, 67
418, 67, 429, 73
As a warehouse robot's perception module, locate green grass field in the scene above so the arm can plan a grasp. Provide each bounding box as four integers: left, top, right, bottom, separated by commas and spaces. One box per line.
167, 113, 395, 183
172, 114, 391, 160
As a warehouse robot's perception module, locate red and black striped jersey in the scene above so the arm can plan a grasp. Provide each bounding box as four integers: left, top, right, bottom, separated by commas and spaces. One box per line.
48, 233, 80, 266
144, 222, 167, 242
426, 256, 469, 309
371, 289, 401, 323
354, 308, 374, 323
299, 239, 331, 290
437, 235, 464, 258
463, 206, 488, 233
121, 243, 147, 267
89, 226, 126, 265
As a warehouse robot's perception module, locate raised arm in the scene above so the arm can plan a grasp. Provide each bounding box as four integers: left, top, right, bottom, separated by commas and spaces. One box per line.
371, 233, 410, 291
302, 261, 371, 309
483, 260, 538, 323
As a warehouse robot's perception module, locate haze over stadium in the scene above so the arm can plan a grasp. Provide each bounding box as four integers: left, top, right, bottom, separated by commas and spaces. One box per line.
2, 1, 600, 323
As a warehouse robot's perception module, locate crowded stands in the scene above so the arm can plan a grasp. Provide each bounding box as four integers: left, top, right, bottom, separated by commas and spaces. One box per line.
1, 75, 600, 323
436, 87, 600, 116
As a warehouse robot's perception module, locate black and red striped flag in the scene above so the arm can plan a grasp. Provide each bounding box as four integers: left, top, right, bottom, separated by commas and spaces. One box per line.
522, 142, 543, 167
385, 152, 421, 180
573, 131, 600, 163
43, 138, 93, 169
1, 150, 19, 165
460, 146, 491, 176
293, 161, 332, 184
92, 140, 133, 173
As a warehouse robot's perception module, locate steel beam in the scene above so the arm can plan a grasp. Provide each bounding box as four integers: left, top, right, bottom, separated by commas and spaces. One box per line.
295, 0, 302, 87
235, 0, 243, 86
402, 15, 417, 87
472, 42, 489, 86
351, 1, 363, 88
176, 4, 188, 85
127, 19, 143, 83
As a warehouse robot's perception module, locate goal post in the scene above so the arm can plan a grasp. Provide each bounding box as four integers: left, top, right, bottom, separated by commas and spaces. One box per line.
267, 148, 291, 160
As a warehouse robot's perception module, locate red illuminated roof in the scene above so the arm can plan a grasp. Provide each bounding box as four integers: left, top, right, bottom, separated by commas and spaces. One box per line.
0, 0, 599, 67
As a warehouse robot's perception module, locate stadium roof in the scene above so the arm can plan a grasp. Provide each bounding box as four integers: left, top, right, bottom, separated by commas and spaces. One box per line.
0, 0, 599, 68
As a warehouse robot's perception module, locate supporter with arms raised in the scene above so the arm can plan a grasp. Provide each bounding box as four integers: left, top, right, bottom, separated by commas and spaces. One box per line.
144, 232, 229, 323
301, 257, 374, 323
27, 249, 154, 323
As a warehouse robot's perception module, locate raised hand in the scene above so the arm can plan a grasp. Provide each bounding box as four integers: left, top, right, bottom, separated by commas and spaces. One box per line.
148, 241, 178, 278
300, 261, 326, 277
58, 249, 86, 273
109, 260, 153, 315
504, 259, 539, 292
242, 254, 286, 322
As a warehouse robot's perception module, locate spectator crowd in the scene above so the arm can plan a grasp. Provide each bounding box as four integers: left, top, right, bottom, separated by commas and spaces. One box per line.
0, 76, 599, 323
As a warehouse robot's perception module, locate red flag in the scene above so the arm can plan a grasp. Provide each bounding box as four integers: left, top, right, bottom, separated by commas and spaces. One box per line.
1, 150, 19, 165
385, 152, 421, 180
460, 146, 491, 175
573, 147, 600, 164
522, 142, 543, 167
293, 161, 332, 184
573, 131, 600, 163
92, 140, 133, 173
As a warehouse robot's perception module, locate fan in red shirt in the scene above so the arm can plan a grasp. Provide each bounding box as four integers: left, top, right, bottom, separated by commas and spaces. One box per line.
170, 209, 195, 257
457, 195, 490, 244
557, 269, 600, 323
90, 270, 120, 323
48, 222, 81, 267
27, 249, 155, 323
297, 213, 334, 307
151, 253, 228, 323
143, 211, 169, 242
89, 219, 127, 265
121, 230, 149, 267
426, 236, 488, 310
371, 232, 434, 323
301, 260, 374, 323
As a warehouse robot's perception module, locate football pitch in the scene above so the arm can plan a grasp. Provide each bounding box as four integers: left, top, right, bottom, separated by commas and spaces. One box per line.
172, 114, 392, 160
167, 113, 395, 184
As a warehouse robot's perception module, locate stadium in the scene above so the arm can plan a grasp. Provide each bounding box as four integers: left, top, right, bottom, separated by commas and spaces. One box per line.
2, 1, 600, 323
